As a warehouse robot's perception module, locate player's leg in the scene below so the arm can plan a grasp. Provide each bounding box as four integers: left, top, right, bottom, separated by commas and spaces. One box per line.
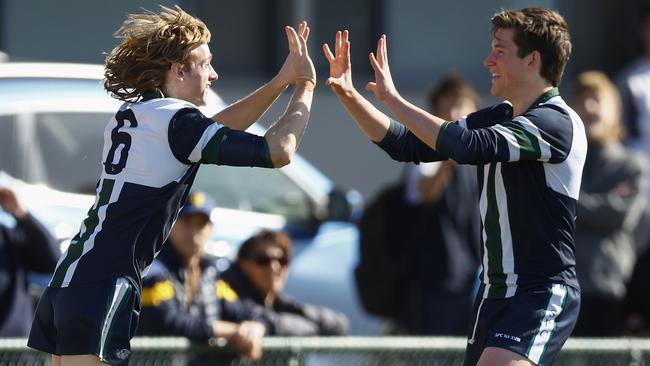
60, 355, 105, 366
51, 355, 61, 366
477, 347, 533, 366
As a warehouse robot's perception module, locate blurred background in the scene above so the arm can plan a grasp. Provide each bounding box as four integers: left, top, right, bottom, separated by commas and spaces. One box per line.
1, 0, 644, 200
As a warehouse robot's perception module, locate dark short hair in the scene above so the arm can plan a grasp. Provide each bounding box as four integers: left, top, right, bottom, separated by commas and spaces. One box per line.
491, 7, 572, 87
427, 73, 481, 113
237, 230, 293, 261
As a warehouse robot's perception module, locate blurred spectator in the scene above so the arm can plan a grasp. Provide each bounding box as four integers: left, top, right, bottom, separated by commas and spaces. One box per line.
617, 4, 650, 160
355, 74, 480, 335
138, 192, 266, 361
570, 71, 648, 336
616, 3, 650, 336
0, 187, 60, 336
220, 230, 349, 336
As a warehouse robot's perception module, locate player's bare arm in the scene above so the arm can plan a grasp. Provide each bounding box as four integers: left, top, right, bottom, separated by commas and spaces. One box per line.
263, 22, 315, 168
213, 22, 313, 131
322, 30, 391, 142
367, 35, 447, 150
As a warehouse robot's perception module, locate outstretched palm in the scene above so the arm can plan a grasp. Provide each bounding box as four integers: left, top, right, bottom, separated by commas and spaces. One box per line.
323, 30, 354, 95
277, 21, 316, 85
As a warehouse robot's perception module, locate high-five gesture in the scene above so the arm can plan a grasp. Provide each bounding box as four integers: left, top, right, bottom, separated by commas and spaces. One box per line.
276, 21, 316, 87
323, 30, 355, 96
366, 35, 398, 102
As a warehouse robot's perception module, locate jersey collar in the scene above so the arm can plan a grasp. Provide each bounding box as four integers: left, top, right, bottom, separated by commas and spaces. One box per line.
532, 87, 559, 106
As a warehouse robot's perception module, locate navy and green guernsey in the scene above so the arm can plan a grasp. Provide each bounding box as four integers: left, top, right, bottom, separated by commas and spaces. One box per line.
377, 88, 588, 299
49, 96, 273, 293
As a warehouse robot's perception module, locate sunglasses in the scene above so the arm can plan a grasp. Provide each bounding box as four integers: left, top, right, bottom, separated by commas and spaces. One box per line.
249, 254, 289, 267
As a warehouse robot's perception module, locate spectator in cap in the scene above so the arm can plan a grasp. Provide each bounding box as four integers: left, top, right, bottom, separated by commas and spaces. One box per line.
138, 191, 268, 361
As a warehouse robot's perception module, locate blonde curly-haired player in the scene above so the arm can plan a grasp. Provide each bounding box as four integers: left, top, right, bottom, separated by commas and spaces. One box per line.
28, 5, 315, 365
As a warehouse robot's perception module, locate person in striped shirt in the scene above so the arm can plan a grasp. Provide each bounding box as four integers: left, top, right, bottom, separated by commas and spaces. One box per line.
323, 7, 585, 366
28, 5, 315, 366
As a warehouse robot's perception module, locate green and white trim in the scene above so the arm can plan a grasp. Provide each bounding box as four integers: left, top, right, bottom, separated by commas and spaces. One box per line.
50, 178, 123, 287
97, 277, 133, 363
525, 284, 568, 364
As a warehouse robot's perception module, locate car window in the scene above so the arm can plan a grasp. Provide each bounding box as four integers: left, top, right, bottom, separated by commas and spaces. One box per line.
0, 112, 105, 192
192, 165, 314, 223
0, 110, 314, 223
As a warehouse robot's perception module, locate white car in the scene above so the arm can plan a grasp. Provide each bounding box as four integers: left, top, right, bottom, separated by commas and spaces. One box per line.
0, 62, 383, 335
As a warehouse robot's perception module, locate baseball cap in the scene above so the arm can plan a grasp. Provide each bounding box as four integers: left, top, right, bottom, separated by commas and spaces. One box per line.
179, 191, 215, 221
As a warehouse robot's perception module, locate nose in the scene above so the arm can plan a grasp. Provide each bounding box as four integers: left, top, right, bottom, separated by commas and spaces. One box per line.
210, 65, 218, 81
483, 53, 495, 69
270, 259, 282, 272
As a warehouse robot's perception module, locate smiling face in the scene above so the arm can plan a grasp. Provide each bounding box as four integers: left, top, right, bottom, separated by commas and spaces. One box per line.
174, 43, 218, 106
483, 28, 531, 101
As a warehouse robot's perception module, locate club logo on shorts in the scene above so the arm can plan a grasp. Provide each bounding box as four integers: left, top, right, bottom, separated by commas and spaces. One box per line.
115, 349, 130, 360
494, 332, 521, 343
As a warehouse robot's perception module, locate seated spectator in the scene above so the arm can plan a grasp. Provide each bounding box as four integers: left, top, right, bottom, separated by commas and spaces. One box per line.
570, 71, 648, 336
220, 230, 349, 336
0, 187, 60, 337
138, 192, 266, 361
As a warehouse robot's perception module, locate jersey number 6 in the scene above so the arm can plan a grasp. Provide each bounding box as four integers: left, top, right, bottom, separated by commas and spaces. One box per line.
103, 109, 138, 175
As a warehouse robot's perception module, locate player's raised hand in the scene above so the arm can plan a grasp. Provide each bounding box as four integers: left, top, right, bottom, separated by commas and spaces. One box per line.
276, 21, 316, 87
323, 30, 356, 97
366, 34, 398, 102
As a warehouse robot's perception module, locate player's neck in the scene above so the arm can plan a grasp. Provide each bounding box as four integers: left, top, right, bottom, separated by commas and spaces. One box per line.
510, 83, 554, 117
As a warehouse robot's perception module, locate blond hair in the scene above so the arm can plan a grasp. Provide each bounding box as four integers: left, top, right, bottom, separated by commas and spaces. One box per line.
104, 5, 210, 102
571, 71, 623, 145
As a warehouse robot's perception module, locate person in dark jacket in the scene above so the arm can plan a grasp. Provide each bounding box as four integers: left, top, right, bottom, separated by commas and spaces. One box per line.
138, 192, 266, 361
570, 71, 648, 336
355, 74, 481, 335
220, 230, 349, 336
0, 187, 60, 337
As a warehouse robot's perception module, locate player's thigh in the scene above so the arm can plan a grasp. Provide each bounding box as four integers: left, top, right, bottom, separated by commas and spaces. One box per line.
51, 355, 61, 366
60, 354, 104, 366
477, 347, 534, 366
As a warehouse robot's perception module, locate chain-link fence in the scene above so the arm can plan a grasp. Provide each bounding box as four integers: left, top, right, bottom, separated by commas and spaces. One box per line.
1, 337, 650, 366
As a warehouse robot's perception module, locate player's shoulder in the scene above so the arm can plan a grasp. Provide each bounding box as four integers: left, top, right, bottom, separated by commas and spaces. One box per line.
464, 102, 513, 129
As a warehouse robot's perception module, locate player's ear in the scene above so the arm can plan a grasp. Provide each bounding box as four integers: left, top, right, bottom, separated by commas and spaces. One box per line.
170, 63, 184, 80
527, 50, 541, 68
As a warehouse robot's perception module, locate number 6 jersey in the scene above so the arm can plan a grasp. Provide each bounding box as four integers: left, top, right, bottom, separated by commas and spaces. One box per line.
49, 97, 271, 293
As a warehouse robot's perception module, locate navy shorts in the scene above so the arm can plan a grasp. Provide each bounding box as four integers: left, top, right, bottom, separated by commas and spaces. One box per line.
28, 277, 140, 365
464, 283, 580, 366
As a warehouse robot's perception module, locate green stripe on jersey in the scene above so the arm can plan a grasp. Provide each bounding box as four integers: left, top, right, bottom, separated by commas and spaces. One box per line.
201, 127, 229, 164
505, 122, 541, 160
485, 163, 507, 298
50, 179, 115, 287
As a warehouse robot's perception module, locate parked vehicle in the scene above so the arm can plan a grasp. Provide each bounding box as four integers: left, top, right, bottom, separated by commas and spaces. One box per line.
0, 62, 383, 334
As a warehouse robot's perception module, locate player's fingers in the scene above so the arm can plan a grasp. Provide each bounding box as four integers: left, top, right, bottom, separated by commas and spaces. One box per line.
284, 26, 297, 53
381, 34, 388, 64
301, 22, 310, 41
323, 43, 335, 62
286, 26, 300, 53
335, 31, 342, 54
298, 30, 309, 54
369, 52, 381, 72
365, 82, 376, 92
